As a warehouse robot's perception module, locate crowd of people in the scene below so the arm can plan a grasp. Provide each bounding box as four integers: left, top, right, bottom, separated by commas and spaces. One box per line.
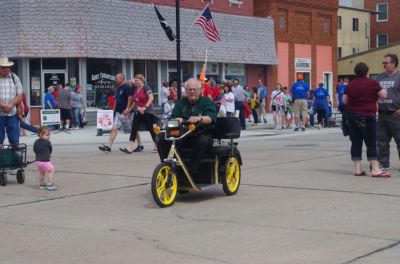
44, 83, 86, 130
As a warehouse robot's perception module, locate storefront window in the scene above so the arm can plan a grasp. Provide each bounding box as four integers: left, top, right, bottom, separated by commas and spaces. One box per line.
134, 60, 145, 76
87, 58, 122, 107
146, 60, 158, 104
68, 58, 79, 89
195, 62, 220, 83
225, 63, 246, 85
29, 59, 42, 106
42, 58, 66, 70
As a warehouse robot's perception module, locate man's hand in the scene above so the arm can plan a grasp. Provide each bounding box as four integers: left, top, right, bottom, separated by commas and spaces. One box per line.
395, 109, 400, 117
189, 116, 202, 124
138, 107, 145, 115
1, 104, 14, 113
176, 118, 183, 124
123, 108, 130, 115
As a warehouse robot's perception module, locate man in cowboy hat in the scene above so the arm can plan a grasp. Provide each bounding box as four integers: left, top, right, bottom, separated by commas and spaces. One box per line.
0, 57, 23, 145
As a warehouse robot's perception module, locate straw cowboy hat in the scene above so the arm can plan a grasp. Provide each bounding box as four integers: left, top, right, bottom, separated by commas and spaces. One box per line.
0, 57, 14, 67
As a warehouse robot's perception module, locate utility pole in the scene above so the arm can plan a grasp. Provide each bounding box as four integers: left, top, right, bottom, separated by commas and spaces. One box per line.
176, 0, 182, 99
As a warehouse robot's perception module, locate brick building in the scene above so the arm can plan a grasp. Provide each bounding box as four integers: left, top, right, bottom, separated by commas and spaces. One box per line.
0, 0, 278, 125
254, 0, 338, 98
365, 0, 400, 49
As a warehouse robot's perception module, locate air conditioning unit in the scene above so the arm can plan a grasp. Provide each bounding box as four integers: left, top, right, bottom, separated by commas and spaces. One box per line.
229, 0, 243, 7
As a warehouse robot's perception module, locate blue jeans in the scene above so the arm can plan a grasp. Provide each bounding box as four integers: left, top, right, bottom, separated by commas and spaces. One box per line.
0, 115, 20, 145
20, 120, 38, 134
72, 107, 81, 127
235, 101, 246, 130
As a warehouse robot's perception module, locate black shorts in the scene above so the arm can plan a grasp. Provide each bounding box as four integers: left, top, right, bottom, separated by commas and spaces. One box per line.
60, 108, 72, 120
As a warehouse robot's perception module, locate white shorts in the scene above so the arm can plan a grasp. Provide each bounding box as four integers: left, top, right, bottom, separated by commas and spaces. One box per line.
113, 112, 132, 129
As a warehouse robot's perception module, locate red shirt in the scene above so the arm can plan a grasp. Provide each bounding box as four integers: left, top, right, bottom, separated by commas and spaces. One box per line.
203, 83, 213, 98
107, 96, 115, 110
345, 77, 382, 116
133, 85, 151, 108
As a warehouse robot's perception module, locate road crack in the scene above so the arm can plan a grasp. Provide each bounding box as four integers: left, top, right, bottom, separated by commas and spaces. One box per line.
342, 240, 400, 263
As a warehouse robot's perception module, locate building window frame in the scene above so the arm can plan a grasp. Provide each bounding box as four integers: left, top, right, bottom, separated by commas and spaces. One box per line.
338, 47, 342, 58
376, 3, 388, 22
376, 33, 388, 47
352, 18, 359, 31
338, 16, 341, 30
278, 16, 284, 29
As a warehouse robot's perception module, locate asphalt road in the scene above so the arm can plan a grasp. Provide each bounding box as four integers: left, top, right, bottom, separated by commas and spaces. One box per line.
0, 126, 399, 264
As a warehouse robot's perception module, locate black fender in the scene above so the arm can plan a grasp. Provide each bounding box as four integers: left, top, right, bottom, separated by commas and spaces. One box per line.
233, 147, 243, 165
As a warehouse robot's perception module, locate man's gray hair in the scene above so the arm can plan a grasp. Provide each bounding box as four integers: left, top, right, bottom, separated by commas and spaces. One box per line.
116, 73, 125, 80
185, 78, 201, 89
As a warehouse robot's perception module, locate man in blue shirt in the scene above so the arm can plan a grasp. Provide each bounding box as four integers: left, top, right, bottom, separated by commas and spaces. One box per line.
290, 74, 310, 131
99, 73, 133, 152
44, 86, 56, 109
313, 82, 330, 128
257, 79, 268, 123
336, 79, 349, 136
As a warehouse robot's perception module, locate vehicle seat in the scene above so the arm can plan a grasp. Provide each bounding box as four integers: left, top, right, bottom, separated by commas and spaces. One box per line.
212, 117, 241, 139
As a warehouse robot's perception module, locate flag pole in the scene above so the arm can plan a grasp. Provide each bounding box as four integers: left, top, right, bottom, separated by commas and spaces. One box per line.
176, 0, 182, 99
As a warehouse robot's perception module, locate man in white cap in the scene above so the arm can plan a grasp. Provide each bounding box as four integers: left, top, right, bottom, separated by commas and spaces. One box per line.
0, 57, 23, 145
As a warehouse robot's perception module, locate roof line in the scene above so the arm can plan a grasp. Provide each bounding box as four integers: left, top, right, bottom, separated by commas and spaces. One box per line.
339, 5, 378, 14
338, 41, 400, 61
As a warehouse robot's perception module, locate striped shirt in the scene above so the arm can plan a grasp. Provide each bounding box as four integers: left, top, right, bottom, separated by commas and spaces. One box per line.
0, 73, 23, 116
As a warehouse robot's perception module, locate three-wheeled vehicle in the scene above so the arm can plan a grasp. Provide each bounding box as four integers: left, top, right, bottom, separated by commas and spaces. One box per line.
151, 117, 242, 208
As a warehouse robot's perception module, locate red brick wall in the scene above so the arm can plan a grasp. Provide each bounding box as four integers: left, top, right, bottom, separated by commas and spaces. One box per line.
254, 0, 338, 90
131, 0, 253, 16
365, 0, 400, 49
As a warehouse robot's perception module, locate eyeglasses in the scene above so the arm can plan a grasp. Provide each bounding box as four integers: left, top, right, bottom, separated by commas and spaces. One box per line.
0, 67, 10, 70
187, 88, 199, 93
382, 61, 392, 65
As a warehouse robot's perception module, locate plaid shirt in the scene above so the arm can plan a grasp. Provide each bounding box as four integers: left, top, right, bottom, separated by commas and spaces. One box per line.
0, 73, 23, 116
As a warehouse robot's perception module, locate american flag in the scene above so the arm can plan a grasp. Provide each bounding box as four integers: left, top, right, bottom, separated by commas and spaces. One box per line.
194, 5, 221, 42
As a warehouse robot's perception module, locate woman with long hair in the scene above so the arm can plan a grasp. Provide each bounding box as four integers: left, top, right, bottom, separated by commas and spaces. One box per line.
270, 83, 285, 129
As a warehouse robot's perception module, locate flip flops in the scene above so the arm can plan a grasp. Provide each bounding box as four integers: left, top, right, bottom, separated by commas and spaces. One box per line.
119, 148, 133, 154
372, 171, 391, 178
354, 171, 367, 176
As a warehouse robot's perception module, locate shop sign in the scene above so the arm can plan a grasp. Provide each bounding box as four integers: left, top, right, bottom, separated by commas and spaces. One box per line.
31, 77, 40, 90
86, 90, 95, 101
295, 58, 311, 71
97, 110, 114, 130
225, 63, 245, 75
196, 62, 219, 75
91, 73, 116, 81
41, 109, 61, 126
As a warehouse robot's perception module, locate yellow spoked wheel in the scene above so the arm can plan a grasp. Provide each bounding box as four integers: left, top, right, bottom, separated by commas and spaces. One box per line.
222, 156, 241, 195
151, 163, 178, 208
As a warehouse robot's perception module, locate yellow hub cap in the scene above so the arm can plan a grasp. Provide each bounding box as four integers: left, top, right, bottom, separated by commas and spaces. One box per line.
226, 158, 240, 192
156, 166, 177, 206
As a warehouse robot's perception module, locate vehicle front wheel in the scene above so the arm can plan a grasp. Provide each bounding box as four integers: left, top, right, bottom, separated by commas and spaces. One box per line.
151, 163, 178, 208
222, 156, 241, 196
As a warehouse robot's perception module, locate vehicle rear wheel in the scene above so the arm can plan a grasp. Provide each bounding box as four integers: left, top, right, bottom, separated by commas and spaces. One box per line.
16, 170, 25, 184
222, 156, 241, 195
0, 172, 8, 186
151, 163, 178, 208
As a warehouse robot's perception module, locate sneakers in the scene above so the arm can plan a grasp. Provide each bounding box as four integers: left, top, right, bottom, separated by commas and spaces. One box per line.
301, 127, 306, 132
294, 128, 299, 132
98, 144, 111, 152
39, 184, 46, 190
263, 119, 267, 124
46, 183, 57, 190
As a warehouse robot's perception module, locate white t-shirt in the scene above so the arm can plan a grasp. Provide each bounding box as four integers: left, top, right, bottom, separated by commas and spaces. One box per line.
161, 87, 169, 104
271, 90, 284, 105
223, 92, 235, 113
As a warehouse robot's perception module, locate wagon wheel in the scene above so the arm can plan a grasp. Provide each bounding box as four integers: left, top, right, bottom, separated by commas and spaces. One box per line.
151, 163, 178, 208
222, 156, 241, 196
16, 170, 25, 184
0, 172, 8, 186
